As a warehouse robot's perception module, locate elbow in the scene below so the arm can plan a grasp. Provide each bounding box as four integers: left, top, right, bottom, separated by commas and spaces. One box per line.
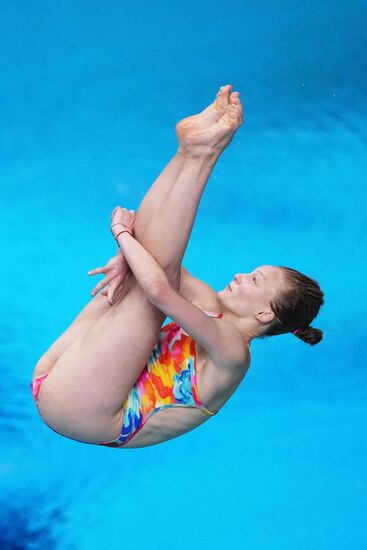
148, 278, 171, 306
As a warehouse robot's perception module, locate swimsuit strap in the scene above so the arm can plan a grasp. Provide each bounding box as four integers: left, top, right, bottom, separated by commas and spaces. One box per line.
203, 310, 223, 318
199, 404, 216, 416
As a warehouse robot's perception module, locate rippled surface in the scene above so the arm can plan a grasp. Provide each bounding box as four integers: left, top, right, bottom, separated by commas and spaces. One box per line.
1, 1, 366, 548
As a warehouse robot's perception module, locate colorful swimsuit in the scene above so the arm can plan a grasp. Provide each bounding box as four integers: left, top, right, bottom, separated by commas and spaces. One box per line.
30, 311, 228, 447
99, 310, 223, 447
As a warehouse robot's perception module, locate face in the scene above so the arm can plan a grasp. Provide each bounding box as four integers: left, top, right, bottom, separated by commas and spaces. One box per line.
217, 265, 287, 320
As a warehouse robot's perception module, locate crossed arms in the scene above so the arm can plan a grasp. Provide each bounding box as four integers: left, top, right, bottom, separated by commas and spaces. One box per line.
111, 229, 246, 370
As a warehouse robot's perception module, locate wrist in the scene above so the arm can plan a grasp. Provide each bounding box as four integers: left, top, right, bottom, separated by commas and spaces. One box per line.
111, 222, 131, 238
115, 228, 132, 241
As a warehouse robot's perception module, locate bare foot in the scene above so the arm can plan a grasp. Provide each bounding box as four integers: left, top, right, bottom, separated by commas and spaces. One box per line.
177, 95, 243, 157
176, 85, 239, 149
177, 84, 231, 130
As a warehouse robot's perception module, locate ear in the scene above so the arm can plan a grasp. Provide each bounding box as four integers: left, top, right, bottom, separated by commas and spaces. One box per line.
254, 309, 275, 324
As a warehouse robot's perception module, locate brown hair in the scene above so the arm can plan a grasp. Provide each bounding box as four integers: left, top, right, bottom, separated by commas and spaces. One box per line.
260, 266, 325, 346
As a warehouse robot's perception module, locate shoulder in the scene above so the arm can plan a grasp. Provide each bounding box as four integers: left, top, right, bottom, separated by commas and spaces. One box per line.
198, 321, 250, 412
214, 318, 250, 370
180, 266, 221, 310
179, 268, 247, 369
150, 283, 247, 371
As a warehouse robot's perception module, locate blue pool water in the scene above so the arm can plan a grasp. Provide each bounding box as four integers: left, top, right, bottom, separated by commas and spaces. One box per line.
1, 1, 366, 548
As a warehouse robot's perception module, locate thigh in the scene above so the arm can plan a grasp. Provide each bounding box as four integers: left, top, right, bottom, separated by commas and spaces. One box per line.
36, 274, 170, 443
33, 293, 112, 378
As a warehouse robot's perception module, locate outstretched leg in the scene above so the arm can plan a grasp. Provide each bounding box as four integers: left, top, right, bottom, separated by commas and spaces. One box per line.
134, 85, 234, 243
35, 96, 243, 445
34, 87, 236, 375
134, 91, 243, 283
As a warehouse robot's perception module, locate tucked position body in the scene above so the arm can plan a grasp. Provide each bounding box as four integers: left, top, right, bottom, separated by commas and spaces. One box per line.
31, 86, 249, 448
31, 86, 324, 449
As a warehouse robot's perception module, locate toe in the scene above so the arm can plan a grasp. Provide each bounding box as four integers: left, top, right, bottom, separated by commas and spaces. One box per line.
229, 104, 242, 127
236, 104, 243, 125
222, 105, 239, 127
216, 84, 232, 103
230, 94, 243, 124
222, 84, 232, 102
210, 85, 232, 118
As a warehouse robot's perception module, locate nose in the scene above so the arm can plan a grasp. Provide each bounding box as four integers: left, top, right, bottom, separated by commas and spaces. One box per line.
234, 275, 241, 285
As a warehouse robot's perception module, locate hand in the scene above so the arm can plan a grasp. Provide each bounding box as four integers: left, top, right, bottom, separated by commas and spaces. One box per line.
111, 206, 136, 239
88, 248, 130, 305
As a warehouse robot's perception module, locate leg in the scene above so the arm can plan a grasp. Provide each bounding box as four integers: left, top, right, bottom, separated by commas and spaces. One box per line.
32, 153, 185, 377
36, 97, 242, 444
36, 153, 223, 442
140, 154, 217, 283
33, 153, 185, 377
134, 85, 234, 242
135, 94, 243, 282
34, 87, 236, 373
134, 89, 243, 280
33, 294, 112, 378
134, 151, 185, 243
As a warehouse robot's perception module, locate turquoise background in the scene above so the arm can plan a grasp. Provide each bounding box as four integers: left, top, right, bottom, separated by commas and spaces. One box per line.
1, 1, 366, 548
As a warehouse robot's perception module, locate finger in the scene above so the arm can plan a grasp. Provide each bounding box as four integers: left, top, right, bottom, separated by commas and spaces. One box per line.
107, 286, 114, 305
111, 206, 121, 221
108, 279, 119, 305
91, 278, 108, 296
88, 267, 107, 276
110, 276, 122, 293
109, 278, 119, 294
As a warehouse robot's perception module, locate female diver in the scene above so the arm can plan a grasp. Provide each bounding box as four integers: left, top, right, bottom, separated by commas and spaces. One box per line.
31, 85, 324, 449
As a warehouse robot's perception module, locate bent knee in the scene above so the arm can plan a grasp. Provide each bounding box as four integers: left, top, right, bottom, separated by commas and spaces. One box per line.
164, 265, 181, 291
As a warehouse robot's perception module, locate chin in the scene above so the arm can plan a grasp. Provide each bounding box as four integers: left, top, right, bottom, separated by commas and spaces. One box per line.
216, 291, 227, 304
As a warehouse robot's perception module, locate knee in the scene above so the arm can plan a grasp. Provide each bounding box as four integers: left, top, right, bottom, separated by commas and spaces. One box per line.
165, 265, 181, 291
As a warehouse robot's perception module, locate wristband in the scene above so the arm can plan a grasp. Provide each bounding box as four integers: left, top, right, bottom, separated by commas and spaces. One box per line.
111, 222, 132, 241
115, 229, 132, 241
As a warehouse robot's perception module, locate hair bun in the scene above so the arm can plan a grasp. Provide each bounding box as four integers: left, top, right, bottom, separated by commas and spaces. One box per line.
294, 325, 323, 346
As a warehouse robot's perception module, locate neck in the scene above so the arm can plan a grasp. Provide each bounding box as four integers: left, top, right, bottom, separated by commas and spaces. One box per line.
219, 309, 260, 344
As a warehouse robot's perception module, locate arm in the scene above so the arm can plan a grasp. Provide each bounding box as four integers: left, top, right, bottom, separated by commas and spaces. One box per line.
179, 266, 195, 301
117, 231, 246, 369
179, 265, 219, 306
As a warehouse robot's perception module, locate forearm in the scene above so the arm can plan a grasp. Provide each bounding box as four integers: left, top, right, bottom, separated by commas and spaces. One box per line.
116, 231, 169, 298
